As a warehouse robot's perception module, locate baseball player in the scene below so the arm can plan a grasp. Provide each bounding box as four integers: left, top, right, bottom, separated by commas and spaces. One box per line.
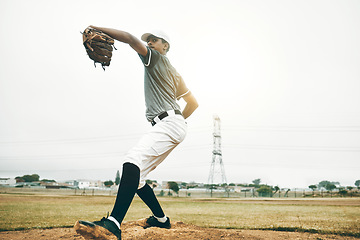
75, 26, 198, 240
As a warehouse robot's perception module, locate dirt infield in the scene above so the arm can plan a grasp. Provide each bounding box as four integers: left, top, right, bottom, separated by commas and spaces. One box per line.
0, 221, 358, 240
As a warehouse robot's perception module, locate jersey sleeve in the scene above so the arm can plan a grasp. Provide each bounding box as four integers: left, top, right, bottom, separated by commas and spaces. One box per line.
138, 47, 160, 68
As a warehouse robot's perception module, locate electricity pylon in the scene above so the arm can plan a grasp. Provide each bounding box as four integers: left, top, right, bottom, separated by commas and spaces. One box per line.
208, 115, 227, 185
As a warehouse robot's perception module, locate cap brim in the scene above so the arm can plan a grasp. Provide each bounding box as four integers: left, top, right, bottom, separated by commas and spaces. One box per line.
141, 31, 170, 45
141, 33, 152, 42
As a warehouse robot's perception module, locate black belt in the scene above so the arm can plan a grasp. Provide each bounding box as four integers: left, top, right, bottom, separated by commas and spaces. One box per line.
151, 110, 182, 126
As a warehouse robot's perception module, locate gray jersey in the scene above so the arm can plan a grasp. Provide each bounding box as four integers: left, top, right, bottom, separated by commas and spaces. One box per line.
139, 47, 189, 121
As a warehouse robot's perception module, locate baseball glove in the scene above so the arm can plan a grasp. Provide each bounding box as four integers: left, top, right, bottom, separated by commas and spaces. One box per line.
82, 27, 116, 70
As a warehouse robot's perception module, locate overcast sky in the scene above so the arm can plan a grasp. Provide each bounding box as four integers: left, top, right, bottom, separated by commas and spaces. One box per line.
1, 0, 359, 188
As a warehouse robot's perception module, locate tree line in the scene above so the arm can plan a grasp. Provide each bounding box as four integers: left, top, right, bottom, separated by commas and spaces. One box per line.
13, 173, 360, 198
15, 174, 55, 183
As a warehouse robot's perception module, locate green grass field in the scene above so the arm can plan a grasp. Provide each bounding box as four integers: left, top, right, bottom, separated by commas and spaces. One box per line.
0, 194, 359, 237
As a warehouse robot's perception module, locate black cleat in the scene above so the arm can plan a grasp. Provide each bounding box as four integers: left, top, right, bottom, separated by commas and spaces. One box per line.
74, 217, 121, 240
141, 215, 171, 229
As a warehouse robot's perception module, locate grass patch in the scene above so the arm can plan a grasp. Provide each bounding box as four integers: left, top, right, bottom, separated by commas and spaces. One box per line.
0, 194, 359, 237
0, 195, 115, 231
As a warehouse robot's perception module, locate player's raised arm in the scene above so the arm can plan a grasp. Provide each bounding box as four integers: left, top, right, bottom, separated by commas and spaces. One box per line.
89, 25, 148, 56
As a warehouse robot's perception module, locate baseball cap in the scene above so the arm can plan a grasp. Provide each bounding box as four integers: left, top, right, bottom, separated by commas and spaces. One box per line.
141, 30, 171, 45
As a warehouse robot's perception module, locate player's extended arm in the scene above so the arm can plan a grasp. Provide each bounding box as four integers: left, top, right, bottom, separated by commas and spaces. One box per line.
182, 92, 199, 119
89, 25, 148, 56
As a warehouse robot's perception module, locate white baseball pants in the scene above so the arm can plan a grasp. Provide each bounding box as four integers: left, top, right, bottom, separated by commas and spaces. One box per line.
123, 115, 187, 188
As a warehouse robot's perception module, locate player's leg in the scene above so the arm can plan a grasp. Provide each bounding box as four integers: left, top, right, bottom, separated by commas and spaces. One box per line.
74, 162, 139, 240
135, 147, 175, 229
136, 116, 187, 229
109, 162, 140, 224
136, 183, 171, 229
74, 115, 187, 237
137, 183, 165, 217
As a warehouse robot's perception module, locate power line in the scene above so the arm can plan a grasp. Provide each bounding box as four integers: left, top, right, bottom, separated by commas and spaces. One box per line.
0, 167, 117, 173
1, 125, 358, 146
0, 144, 212, 161
223, 144, 360, 152
222, 125, 360, 132
1, 142, 359, 162
0, 151, 127, 161
0, 133, 144, 145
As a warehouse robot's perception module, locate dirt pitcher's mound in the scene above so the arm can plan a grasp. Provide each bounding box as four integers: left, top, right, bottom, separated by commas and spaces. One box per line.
0, 221, 357, 240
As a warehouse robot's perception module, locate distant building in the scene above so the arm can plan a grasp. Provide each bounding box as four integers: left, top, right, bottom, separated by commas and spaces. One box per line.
76, 180, 90, 189
0, 178, 16, 186
89, 180, 104, 188
64, 180, 77, 187
62, 180, 105, 189
234, 186, 255, 193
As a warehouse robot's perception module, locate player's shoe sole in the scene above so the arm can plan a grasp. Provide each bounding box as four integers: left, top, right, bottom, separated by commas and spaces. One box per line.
74, 220, 120, 240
